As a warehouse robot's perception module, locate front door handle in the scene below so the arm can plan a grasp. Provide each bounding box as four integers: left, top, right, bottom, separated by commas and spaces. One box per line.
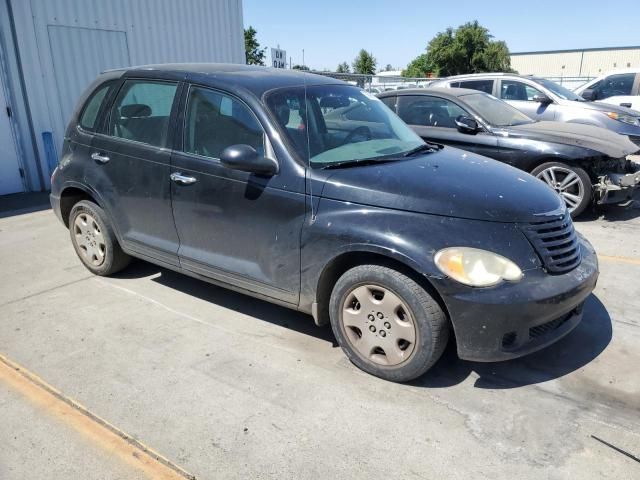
91, 152, 110, 164
170, 172, 197, 185
620, 102, 632, 108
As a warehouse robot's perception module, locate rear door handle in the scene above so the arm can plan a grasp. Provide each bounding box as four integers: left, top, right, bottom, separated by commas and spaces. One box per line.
170, 172, 197, 185
620, 103, 632, 108
91, 152, 110, 164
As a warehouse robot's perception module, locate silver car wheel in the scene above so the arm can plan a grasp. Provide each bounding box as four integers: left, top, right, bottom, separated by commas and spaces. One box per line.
73, 213, 106, 267
536, 166, 585, 212
340, 284, 417, 366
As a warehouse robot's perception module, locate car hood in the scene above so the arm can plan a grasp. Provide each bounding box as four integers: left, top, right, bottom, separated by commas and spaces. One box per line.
318, 148, 564, 223
503, 121, 640, 157
559, 98, 640, 116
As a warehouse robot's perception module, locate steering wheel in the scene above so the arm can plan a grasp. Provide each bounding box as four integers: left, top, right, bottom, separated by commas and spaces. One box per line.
342, 126, 372, 145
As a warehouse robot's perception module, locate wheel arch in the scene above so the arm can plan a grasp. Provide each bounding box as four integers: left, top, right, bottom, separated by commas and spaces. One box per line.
313, 248, 450, 329
59, 185, 102, 228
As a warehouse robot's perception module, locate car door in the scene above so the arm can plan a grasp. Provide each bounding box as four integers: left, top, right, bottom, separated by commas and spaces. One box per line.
499, 79, 557, 121
396, 95, 499, 158
169, 84, 304, 305
89, 78, 182, 266
590, 73, 640, 110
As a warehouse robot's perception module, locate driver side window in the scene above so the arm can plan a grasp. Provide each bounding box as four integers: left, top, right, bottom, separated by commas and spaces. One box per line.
183, 86, 264, 159
500, 80, 542, 101
592, 73, 636, 99
397, 96, 468, 128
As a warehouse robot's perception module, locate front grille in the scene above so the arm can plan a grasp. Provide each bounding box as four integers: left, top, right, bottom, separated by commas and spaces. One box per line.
522, 212, 581, 274
529, 312, 572, 339
629, 135, 640, 148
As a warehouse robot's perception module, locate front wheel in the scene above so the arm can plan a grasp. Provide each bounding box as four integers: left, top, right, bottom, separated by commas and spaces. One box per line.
329, 265, 449, 382
531, 162, 592, 218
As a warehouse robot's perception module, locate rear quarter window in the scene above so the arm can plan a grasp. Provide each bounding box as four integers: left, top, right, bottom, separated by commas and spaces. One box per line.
79, 82, 114, 131
458, 80, 494, 94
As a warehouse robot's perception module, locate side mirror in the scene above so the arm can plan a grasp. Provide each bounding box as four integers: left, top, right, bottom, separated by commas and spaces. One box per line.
455, 115, 479, 134
532, 93, 552, 104
580, 88, 596, 101
220, 144, 278, 176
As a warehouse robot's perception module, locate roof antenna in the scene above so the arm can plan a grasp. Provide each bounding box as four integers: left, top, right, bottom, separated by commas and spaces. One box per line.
302, 69, 316, 223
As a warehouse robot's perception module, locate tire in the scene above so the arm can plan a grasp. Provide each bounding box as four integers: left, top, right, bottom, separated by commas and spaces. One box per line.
531, 162, 592, 218
69, 200, 131, 276
329, 265, 449, 382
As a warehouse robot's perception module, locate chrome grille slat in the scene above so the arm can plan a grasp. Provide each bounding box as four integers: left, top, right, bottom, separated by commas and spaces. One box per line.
522, 212, 581, 274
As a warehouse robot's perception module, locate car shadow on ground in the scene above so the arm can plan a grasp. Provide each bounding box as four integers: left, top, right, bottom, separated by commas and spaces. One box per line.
414, 294, 612, 389
116, 262, 612, 390
576, 201, 640, 223
112, 261, 338, 346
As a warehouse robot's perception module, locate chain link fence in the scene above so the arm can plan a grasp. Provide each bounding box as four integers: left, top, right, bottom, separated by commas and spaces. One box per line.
313, 71, 594, 93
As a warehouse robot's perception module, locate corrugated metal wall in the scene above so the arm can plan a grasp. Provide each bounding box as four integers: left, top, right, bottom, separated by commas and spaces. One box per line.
511, 48, 640, 77
1, 0, 245, 192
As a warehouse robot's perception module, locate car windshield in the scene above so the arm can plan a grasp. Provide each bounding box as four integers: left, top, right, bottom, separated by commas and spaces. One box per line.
535, 78, 584, 101
265, 84, 424, 167
460, 92, 534, 127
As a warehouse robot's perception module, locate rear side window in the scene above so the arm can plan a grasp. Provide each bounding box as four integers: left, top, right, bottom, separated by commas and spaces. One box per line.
457, 80, 494, 94
108, 80, 178, 148
79, 82, 113, 131
184, 86, 264, 159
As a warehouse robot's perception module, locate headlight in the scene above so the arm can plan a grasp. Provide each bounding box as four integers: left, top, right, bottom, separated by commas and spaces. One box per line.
605, 112, 640, 126
434, 247, 523, 287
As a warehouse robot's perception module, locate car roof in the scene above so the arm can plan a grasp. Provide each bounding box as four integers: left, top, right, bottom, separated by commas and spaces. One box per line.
378, 87, 481, 98
104, 63, 345, 97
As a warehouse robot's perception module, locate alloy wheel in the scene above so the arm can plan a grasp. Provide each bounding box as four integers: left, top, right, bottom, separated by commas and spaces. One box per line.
73, 213, 106, 267
535, 166, 585, 212
340, 284, 417, 366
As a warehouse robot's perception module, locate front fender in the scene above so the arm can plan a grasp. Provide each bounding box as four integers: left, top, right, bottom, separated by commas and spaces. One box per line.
299, 197, 540, 316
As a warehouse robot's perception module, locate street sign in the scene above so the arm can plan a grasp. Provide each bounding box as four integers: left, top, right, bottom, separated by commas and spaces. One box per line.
271, 48, 287, 69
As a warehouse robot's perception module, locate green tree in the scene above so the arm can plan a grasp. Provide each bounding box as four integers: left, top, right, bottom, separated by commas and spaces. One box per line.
384, 64, 394, 71
292, 64, 310, 71
405, 21, 512, 77
402, 53, 432, 78
336, 62, 350, 73
244, 26, 266, 65
352, 50, 377, 75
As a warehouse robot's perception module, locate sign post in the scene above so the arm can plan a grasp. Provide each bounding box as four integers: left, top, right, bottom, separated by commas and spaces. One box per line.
271, 47, 287, 69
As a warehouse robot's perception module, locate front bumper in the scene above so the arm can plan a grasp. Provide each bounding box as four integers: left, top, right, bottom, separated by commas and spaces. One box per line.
596, 158, 640, 205
439, 236, 599, 362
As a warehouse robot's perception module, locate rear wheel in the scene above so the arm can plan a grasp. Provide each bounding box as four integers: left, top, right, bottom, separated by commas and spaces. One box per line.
69, 200, 131, 276
531, 162, 592, 218
329, 265, 448, 382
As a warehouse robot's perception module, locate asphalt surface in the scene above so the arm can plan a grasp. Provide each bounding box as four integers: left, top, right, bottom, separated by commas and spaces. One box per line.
0, 196, 639, 479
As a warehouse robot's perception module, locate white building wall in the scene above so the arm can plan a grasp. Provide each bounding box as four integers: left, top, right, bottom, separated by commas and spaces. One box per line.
0, 0, 245, 192
511, 47, 640, 77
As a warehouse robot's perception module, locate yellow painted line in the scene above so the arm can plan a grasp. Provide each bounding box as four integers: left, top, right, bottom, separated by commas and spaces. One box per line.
0, 354, 195, 480
598, 254, 640, 266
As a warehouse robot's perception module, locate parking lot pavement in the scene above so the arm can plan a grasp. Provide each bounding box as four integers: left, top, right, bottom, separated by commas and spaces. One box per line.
1, 201, 639, 480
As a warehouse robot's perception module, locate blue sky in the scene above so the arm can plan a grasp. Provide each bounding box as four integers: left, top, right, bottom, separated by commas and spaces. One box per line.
243, 0, 640, 71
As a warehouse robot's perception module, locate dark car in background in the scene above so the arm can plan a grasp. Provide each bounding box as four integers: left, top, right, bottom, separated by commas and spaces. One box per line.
378, 88, 640, 217
430, 73, 640, 146
51, 65, 598, 382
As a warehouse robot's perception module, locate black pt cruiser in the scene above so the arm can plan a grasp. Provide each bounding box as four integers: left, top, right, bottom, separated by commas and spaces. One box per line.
50, 64, 599, 382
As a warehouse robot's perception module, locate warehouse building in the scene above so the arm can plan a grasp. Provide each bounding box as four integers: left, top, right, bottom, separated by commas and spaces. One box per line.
0, 0, 245, 196
511, 46, 640, 78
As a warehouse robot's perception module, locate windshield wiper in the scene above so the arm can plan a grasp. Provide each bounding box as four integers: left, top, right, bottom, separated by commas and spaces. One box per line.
322, 158, 400, 170
403, 142, 441, 157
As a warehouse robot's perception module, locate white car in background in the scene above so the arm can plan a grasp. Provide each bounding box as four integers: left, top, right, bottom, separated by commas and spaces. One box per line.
576, 69, 640, 112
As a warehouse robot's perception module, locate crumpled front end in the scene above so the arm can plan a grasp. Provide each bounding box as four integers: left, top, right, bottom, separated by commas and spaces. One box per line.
594, 156, 640, 206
